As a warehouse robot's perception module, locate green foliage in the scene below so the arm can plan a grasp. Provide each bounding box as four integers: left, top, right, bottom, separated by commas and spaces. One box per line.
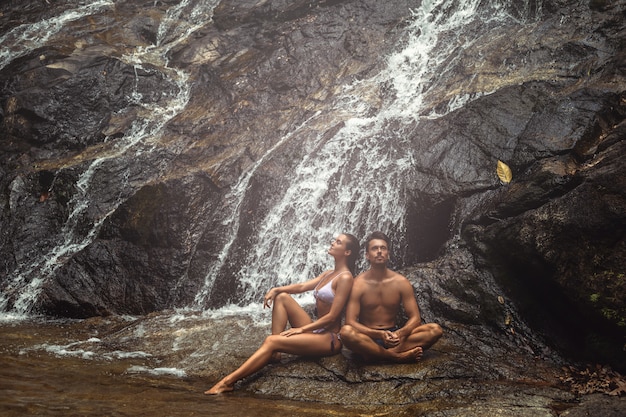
600, 308, 626, 327
586, 270, 626, 329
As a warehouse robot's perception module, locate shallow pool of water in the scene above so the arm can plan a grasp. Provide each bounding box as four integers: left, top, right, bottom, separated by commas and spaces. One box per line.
0, 320, 364, 417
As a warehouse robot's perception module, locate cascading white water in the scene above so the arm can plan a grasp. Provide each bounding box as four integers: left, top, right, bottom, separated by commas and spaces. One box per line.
0, 1, 115, 71
156, 0, 217, 48
191, 112, 325, 307
198, 0, 542, 307
0, 0, 220, 317
0, 0, 542, 317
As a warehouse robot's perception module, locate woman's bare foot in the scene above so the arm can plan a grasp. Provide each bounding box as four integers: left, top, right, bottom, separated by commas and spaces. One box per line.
204, 379, 234, 395
394, 346, 423, 363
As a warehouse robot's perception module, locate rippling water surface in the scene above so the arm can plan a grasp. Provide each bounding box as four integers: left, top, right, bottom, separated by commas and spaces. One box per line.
0, 320, 359, 417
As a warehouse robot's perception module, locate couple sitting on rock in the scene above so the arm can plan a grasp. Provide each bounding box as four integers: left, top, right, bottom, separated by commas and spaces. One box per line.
205, 231, 443, 394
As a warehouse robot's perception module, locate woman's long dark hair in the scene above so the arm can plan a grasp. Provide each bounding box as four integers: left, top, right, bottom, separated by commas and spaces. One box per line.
342, 233, 360, 276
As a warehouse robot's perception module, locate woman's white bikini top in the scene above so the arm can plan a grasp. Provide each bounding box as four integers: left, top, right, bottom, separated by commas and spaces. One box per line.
313, 271, 342, 304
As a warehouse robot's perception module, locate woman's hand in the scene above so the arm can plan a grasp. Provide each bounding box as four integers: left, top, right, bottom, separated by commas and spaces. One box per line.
280, 328, 304, 337
263, 288, 278, 308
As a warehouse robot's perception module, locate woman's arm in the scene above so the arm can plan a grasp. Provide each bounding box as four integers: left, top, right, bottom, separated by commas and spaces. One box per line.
263, 271, 328, 309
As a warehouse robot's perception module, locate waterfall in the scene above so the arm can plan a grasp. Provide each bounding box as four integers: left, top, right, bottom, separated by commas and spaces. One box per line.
197, 0, 543, 307
192, 112, 324, 307
0, 0, 542, 316
0, 0, 220, 316
0, 1, 115, 71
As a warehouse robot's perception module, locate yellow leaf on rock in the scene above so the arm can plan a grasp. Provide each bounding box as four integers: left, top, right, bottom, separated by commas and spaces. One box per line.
497, 160, 513, 184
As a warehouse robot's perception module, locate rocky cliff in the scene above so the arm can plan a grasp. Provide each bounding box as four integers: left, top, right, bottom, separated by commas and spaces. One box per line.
0, 0, 624, 375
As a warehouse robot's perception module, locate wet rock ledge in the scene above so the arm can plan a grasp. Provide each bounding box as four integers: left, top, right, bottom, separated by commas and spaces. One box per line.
75, 310, 625, 417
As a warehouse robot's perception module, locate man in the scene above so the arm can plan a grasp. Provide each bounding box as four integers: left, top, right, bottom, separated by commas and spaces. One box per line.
340, 231, 442, 362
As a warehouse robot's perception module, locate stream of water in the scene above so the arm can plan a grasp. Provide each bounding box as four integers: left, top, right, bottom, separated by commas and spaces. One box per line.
0, 318, 362, 417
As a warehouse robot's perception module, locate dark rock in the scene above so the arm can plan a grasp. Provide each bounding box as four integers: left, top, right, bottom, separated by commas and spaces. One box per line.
560, 394, 626, 417
0, 0, 625, 380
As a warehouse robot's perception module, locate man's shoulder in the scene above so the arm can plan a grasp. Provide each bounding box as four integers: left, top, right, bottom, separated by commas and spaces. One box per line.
353, 270, 379, 289
356, 269, 384, 280
386, 270, 415, 292
386, 268, 408, 281
353, 271, 368, 285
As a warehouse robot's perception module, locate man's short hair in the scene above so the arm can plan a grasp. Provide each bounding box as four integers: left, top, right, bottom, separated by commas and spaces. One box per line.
364, 231, 391, 251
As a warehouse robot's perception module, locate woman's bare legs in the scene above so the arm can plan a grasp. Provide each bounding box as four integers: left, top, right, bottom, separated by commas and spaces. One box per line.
267, 292, 313, 362
206, 292, 317, 394
205, 332, 339, 394
270, 292, 313, 334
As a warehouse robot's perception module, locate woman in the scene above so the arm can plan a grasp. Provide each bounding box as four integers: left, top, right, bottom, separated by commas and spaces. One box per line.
205, 233, 360, 394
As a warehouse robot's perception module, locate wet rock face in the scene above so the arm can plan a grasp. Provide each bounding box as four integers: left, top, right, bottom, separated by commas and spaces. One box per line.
3, 52, 166, 149
418, 78, 626, 368
465, 132, 626, 370
0, 0, 625, 371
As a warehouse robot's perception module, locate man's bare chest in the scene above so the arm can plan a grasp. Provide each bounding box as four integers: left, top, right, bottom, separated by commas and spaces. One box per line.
361, 287, 401, 310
